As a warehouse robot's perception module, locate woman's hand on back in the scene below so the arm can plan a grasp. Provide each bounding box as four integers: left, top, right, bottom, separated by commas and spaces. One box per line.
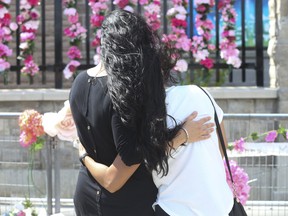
183, 111, 215, 143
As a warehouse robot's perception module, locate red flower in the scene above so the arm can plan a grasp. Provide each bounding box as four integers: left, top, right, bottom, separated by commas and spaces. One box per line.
200, 58, 214, 69
90, 15, 105, 27
27, 0, 40, 6
171, 18, 187, 28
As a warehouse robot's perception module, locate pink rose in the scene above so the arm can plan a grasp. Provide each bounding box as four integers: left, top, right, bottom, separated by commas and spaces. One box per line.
42, 101, 78, 142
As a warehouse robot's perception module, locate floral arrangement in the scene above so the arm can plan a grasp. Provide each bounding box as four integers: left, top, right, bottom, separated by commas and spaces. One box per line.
139, 0, 161, 31
17, 0, 40, 81
2, 199, 40, 216
63, 0, 87, 79
88, 0, 108, 65
218, 0, 241, 68
229, 126, 288, 153
191, 0, 215, 69
164, 0, 191, 74
224, 159, 251, 205
18, 100, 78, 148
0, 0, 18, 84
19, 109, 45, 150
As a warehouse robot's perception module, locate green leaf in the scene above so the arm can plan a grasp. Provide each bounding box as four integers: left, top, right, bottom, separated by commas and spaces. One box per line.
250, 132, 259, 141
277, 126, 286, 135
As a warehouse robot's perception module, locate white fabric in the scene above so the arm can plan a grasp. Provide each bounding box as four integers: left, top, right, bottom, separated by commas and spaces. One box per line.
152, 85, 234, 216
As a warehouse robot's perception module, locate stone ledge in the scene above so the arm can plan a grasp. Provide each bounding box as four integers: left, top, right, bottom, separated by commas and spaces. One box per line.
0, 87, 279, 101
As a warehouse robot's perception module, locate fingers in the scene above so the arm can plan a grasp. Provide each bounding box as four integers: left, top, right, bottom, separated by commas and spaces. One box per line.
185, 111, 198, 121
197, 116, 212, 124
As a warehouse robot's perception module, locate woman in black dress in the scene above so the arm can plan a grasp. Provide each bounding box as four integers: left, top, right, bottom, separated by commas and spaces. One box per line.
70, 10, 214, 216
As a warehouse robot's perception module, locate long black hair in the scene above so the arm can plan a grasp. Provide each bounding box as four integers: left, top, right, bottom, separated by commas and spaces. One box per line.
100, 9, 179, 175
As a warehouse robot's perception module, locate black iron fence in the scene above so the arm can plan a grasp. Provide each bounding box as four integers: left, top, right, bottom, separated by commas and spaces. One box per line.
4, 0, 265, 88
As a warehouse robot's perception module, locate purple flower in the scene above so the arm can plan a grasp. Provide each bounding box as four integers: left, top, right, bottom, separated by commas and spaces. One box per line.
0, 44, 12, 57
233, 137, 245, 152
265, 130, 278, 142
286, 131, 288, 140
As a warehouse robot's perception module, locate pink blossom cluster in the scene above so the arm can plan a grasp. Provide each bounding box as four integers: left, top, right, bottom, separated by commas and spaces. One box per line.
0, 0, 18, 73
163, 0, 190, 73
191, 0, 215, 69
219, 0, 241, 68
233, 137, 245, 152
19, 109, 45, 148
17, 0, 40, 76
113, 0, 137, 12
63, 0, 87, 79
139, 0, 161, 31
88, 0, 108, 65
224, 160, 251, 205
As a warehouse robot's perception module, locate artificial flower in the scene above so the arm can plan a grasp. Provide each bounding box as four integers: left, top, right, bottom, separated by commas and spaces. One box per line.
265, 130, 278, 142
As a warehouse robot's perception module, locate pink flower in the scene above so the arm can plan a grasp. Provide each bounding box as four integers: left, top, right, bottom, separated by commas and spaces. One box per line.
0, 43, 12, 57
19, 109, 44, 148
0, 58, 10, 71
174, 59, 188, 72
171, 18, 187, 28
286, 131, 288, 140
67, 46, 82, 59
42, 100, 78, 142
27, 0, 40, 6
9, 22, 18, 31
200, 58, 214, 69
20, 32, 35, 42
21, 55, 39, 76
19, 130, 37, 147
90, 14, 105, 27
233, 137, 245, 152
63, 60, 80, 79
224, 160, 250, 205
265, 130, 278, 142
113, 0, 129, 8
68, 13, 79, 24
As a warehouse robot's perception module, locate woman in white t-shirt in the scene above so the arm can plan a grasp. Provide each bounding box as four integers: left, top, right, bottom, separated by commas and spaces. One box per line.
152, 85, 234, 216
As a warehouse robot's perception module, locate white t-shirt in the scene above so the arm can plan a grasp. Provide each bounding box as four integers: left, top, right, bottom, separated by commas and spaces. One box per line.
152, 85, 234, 216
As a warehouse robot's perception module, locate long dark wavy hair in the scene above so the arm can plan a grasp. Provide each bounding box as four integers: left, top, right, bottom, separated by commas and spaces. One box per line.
100, 9, 179, 175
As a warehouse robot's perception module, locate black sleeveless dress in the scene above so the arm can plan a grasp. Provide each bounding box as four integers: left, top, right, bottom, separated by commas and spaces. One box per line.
69, 71, 157, 216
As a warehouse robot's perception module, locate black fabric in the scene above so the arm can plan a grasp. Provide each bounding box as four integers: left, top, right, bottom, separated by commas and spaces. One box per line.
155, 205, 170, 216
70, 71, 157, 216
229, 198, 248, 216
198, 85, 248, 216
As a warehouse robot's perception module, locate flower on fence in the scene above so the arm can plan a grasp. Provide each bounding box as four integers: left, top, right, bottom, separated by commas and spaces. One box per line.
164, 0, 191, 74
63, 0, 87, 79
113, 0, 137, 12
17, 0, 40, 78
224, 160, 251, 205
88, 0, 108, 65
19, 109, 45, 150
0, 0, 18, 84
218, 0, 241, 68
191, 0, 215, 69
139, 0, 161, 31
42, 100, 78, 142
228, 126, 288, 153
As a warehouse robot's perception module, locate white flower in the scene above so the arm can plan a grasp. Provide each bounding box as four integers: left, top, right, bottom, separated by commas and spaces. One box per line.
167, 8, 176, 17
175, 59, 188, 72
227, 56, 241, 68
19, 42, 29, 50
64, 8, 77, 16
0, 7, 8, 19
123, 5, 134, 13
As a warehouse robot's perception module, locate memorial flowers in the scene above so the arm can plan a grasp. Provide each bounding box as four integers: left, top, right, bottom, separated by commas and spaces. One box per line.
63, 0, 87, 79
17, 0, 40, 80
0, 0, 18, 84
218, 0, 241, 68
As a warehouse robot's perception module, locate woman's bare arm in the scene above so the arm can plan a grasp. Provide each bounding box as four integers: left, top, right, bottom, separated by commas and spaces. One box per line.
79, 112, 214, 193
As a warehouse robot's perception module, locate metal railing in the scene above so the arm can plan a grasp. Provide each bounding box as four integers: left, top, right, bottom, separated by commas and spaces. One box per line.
1, 113, 287, 216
